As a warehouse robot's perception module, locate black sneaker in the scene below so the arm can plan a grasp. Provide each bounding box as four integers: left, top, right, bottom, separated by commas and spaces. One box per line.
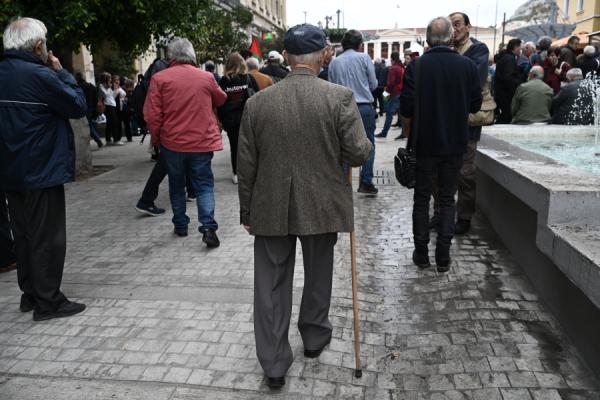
135, 201, 166, 217
203, 227, 220, 247
413, 250, 431, 268
94, 138, 103, 148
454, 219, 471, 235
267, 376, 285, 387
33, 301, 86, 322
436, 256, 452, 273
174, 228, 188, 237
357, 182, 378, 194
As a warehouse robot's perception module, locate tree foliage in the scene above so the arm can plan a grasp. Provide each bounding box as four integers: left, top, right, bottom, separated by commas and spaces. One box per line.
102, 53, 138, 78
525, 2, 551, 24
190, 5, 253, 64
0, 0, 209, 56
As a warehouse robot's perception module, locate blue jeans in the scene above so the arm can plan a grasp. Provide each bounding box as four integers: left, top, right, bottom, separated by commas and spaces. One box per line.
161, 146, 217, 233
380, 95, 400, 136
85, 108, 100, 141
358, 104, 375, 185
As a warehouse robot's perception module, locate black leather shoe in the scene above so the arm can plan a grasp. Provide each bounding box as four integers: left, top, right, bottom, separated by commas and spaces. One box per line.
203, 227, 220, 248
304, 336, 331, 359
357, 182, 378, 194
174, 228, 188, 237
413, 250, 431, 269
429, 216, 440, 231
436, 256, 452, 273
20, 295, 35, 313
454, 219, 471, 235
267, 376, 285, 387
33, 301, 86, 322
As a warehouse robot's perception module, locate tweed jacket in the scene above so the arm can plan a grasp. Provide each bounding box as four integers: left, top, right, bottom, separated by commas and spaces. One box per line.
237, 67, 373, 236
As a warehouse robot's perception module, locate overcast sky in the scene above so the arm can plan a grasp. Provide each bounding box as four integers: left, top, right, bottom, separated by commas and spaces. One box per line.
286, 0, 528, 31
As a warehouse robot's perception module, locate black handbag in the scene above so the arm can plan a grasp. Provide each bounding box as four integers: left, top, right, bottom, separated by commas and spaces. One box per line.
246, 75, 255, 99
394, 56, 421, 189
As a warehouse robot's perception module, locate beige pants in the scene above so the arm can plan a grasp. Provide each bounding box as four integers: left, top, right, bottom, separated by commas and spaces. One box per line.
432, 139, 477, 220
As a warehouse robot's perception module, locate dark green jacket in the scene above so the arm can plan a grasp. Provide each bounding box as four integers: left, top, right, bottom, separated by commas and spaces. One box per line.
510, 78, 553, 125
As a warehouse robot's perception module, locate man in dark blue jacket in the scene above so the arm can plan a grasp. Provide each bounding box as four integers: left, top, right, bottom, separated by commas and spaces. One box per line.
430, 12, 491, 235
0, 18, 87, 321
400, 16, 482, 272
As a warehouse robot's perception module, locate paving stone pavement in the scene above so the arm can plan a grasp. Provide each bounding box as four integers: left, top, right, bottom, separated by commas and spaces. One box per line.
1, 119, 600, 399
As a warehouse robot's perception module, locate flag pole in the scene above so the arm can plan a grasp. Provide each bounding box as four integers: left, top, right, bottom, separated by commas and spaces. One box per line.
347, 166, 362, 378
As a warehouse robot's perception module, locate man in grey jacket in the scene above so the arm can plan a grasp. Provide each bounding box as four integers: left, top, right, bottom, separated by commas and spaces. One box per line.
237, 24, 373, 387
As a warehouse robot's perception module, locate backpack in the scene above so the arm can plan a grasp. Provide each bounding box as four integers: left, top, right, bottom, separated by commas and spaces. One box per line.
129, 60, 158, 127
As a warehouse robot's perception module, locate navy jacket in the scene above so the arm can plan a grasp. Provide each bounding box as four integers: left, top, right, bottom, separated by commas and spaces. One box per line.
462, 38, 490, 141
0, 50, 87, 191
375, 64, 388, 87
400, 47, 482, 157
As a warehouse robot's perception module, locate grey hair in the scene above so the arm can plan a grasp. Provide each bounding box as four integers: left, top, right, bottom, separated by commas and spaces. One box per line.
374, 58, 381, 65
524, 41, 535, 49
584, 45, 595, 57
168, 37, 197, 66
567, 68, 583, 78
537, 36, 553, 51
287, 46, 328, 68
74, 70, 86, 82
529, 66, 543, 79
426, 17, 454, 48
3, 17, 47, 52
246, 57, 259, 70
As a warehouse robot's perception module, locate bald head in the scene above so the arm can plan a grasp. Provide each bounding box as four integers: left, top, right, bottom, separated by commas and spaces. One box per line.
529, 66, 543, 80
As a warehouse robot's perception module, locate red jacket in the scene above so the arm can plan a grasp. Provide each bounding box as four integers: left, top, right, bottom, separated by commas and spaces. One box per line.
543, 61, 571, 96
385, 62, 405, 97
144, 63, 227, 152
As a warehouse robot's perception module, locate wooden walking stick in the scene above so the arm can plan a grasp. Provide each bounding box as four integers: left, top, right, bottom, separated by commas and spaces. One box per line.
347, 166, 362, 378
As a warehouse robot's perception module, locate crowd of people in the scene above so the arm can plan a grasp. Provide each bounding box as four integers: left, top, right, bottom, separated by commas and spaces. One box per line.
0, 12, 596, 390
492, 35, 598, 125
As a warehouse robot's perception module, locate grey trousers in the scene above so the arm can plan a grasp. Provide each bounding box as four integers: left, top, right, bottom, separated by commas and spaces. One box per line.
254, 232, 337, 378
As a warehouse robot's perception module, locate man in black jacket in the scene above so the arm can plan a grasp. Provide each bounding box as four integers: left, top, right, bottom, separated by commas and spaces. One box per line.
259, 51, 288, 82
74, 70, 103, 148
317, 42, 334, 81
401, 16, 482, 272
430, 12, 490, 235
576, 45, 600, 79
552, 68, 594, 125
561, 36, 580, 67
495, 39, 522, 124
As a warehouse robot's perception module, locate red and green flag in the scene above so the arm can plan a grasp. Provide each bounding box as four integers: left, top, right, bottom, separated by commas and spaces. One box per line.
250, 36, 262, 60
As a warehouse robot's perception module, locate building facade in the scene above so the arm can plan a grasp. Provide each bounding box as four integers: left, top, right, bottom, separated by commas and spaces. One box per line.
239, 0, 288, 35
362, 24, 500, 64
558, 0, 600, 32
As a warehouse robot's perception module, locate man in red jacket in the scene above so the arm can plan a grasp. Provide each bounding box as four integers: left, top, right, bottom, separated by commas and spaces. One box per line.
144, 37, 227, 246
375, 51, 405, 140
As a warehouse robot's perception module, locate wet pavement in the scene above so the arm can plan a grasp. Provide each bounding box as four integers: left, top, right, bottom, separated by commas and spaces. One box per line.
0, 118, 599, 399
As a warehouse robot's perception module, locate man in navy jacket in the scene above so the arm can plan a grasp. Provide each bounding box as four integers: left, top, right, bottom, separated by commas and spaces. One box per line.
0, 18, 87, 321
400, 16, 482, 272
430, 12, 491, 235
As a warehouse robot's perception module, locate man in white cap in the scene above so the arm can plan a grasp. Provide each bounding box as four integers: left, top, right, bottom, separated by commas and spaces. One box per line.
259, 50, 288, 83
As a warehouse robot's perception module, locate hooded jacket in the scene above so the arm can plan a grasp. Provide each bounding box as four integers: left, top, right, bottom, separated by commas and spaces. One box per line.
0, 49, 87, 191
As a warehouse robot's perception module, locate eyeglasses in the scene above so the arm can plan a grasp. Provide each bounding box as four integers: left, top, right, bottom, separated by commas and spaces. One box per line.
453, 22, 463, 28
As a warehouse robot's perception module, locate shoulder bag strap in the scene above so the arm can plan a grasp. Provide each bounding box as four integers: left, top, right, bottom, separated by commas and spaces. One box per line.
409, 56, 421, 160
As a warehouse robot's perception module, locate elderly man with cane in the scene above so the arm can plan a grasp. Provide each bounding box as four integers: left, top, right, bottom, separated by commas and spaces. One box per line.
237, 24, 372, 387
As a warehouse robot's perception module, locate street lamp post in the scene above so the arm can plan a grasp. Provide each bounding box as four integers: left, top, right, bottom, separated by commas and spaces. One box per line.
304, 11, 307, 24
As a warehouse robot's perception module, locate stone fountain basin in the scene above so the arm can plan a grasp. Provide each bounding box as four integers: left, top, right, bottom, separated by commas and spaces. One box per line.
476, 129, 600, 376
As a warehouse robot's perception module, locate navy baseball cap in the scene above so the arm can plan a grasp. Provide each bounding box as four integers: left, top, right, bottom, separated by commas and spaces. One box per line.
284, 24, 327, 55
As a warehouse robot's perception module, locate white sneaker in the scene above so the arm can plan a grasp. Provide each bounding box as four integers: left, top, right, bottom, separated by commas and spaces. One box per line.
232, 175, 238, 184
115, 141, 125, 146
